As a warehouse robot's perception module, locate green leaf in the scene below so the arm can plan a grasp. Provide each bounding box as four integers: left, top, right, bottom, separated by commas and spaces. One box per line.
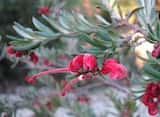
76, 13, 94, 28
0, 35, 2, 41
59, 11, 77, 30
95, 14, 110, 25
96, 29, 113, 42
42, 15, 69, 34
13, 22, 48, 40
77, 33, 107, 49
147, 53, 160, 66
13, 23, 34, 39
12, 41, 41, 51
137, 0, 158, 29
148, 32, 159, 42
95, 4, 112, 23
73, 14, 92, 32
32, 17, 55, 34
127, 7, 144, 21
143, 64, 160, 80
156, 21, 160, 38
33, 31, 61, 39
6, 35, 30, 42
81, 47, 105, 54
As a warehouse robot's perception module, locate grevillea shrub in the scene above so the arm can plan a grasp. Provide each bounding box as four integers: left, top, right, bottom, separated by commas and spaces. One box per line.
5, 0, 160, 116
24, 54, 128, 96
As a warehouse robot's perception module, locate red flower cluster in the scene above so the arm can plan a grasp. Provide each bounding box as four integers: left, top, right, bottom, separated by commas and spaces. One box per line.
152, 43, 160, 58
141, 82, 160, 115
7, 46, 39, 64
25, 53, 128, 96
38, 6, 50, 16
7, 46, 25, 57
101, 58, 128, 80
68, 54, 97, 73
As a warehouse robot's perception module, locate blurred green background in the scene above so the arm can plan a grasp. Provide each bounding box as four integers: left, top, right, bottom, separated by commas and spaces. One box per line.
0, 0, 38, 36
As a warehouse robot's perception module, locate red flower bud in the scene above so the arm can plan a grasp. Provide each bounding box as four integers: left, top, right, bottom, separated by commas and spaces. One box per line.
101, 58, 128, 80
141, 93, 153, 106
148, 103, 158, 116
38, 6, 50, 16
45, 101, 52, 111
30, 52, 39, 64
6, 46, 15, 55
152, 43, 160, 58
141, 82, 160, 116
77, 96, 90, 104
42, 58, 53, 66
33, 101, 41, 108
83, 53, 97, 71
68, 54, 84, 72
15, 51, 25, 57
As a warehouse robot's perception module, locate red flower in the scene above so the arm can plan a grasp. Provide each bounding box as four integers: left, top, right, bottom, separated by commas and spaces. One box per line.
15, 51, 25, 57
141, 82, 160, 116
83, 53, 97, 71
68, 54, 84, 72
38, 6, 50, 16
152, 43, 160, 58
141, 93, 153, 106
45, 101, 52, 111
6, 46, 15, 55
68, 53, 97, 73
101, 58, 118, 74
30, 52, 39, 64
58, 54, 67, 59
33, 101, 41, 108
6, 45, 26, 57
42, 58, 53, 66
101, 58, 128, 80
77, 96, 90, 104
148, 103, 158, 116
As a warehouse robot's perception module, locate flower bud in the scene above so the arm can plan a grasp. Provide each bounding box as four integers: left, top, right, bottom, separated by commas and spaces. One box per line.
68, 54, 84, 72
38, 6, 50, 16
15, 51, 25, 57
30, 52, 39, 64
6, 46, 15, 55
148, 103, 158, 116
77, 96, 90, 104
83, 53, 97, 71
42, 58, 53, 66
152, 43, 160, 58
101, 58, 128, 80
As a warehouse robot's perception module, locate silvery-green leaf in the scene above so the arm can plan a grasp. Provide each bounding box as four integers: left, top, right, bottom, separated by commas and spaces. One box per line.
42, 15, 70, 34
95, 14, 110, 25
13, 23, 49, 40
32, 17, 55, 34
